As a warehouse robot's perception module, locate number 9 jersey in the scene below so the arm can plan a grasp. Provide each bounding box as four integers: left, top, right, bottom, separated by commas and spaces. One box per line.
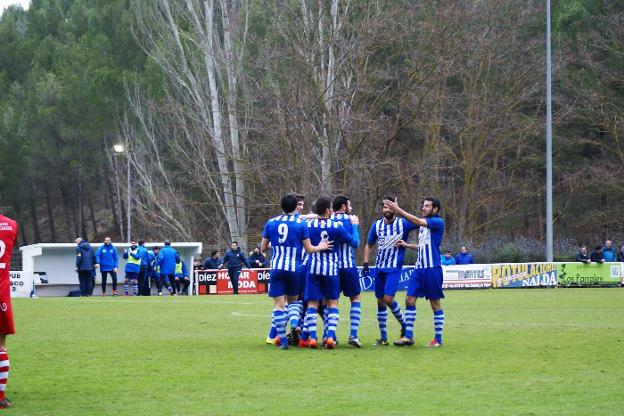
262, 214, 310, 272
0, 214, 17, 335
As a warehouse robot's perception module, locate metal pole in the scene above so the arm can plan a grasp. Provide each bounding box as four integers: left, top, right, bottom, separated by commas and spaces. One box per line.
126, 150, 131, 243
546, 0, 553, 261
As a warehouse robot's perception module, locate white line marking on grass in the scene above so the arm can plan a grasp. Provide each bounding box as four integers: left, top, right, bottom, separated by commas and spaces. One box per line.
232, 311, 267, 318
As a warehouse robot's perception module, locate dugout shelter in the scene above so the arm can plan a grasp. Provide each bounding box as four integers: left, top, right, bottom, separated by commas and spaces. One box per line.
20, 242, 203, 297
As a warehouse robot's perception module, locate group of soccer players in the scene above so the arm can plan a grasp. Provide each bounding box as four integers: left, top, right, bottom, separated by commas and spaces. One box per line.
260, 192, 446, 350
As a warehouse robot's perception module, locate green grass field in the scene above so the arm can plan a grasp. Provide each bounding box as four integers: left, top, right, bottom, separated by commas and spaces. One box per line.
5, 289, 624, 415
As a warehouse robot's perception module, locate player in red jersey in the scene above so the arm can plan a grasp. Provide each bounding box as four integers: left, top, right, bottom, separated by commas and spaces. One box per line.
0, 213, 17, 409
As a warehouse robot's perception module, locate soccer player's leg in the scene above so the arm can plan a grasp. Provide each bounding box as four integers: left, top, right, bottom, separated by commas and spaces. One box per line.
423, 267, 445, 347
132, 277, 139, 296
340, 268, 362, 347
268, 270, 289, 349
285, 270, 302, 344
123, 273, 133, 296
302, 274, 323, 348
321, 275, 341, 349
0, 299, 15, 408
384, 269, 406, 336
0, 336, 10, 409
374, 269, 389, 345
395, 269, 422, 346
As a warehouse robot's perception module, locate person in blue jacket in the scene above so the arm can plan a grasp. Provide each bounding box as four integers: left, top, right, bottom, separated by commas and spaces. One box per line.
455, 246, 475, 265
95, 236, 119, 296
151, 246, 173, 296
75, 238, 96, 297
157, 240, 180, 295
203, 250, 222, 270
136, 240, 150, 296
602, 240, 617, 262
219, 242, 250, 295
174, 259, 190, 295
122, 240, 142, 296
440, 250, 456, 266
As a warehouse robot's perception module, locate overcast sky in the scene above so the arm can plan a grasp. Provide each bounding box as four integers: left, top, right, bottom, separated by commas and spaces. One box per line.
0, 0, 29, 12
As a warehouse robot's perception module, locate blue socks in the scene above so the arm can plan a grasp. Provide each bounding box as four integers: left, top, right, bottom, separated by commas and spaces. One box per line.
350, 301, 361, 338
434, 309, 444, 344
273, 309, 287, 346
306, 307, 318, 340
326, 307, 339, 340
390, 300, 405, 330
377, 305, 388, 340
404, 305, 416, 339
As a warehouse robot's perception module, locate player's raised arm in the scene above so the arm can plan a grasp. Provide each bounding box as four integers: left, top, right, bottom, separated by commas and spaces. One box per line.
337, 219, 359, 249
383, 198, 428, 227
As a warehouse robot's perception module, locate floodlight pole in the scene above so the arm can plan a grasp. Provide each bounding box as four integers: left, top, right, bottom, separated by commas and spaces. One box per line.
126, 150, 131, 243
546, 0, 553, 261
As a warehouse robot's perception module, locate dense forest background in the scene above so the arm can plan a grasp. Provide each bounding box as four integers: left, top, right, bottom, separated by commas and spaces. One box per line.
0, 0, 622, 262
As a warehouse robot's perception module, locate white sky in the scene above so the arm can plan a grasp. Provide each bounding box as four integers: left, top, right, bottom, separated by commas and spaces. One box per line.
0, 0, 29, 12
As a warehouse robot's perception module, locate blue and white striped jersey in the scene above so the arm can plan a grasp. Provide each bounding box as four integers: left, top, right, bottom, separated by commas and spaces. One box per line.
307, 218, 359, 276
262, 214, 310, 272
331, 213, 358, 269
415, 215, 445, 269
367, 217, 417, 270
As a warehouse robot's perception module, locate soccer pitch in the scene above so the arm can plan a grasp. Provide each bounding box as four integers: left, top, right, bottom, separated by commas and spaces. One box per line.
7, 289, 624, 415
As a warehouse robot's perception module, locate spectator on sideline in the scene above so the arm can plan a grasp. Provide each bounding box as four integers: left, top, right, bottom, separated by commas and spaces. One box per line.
576, 245, 591, 264
455, 246, 474, 265
590, 245, 605, 263
203, 250, 221, 270
602, 240, 617, 262
75, 238, 96, 297
193, 258, 203, 272
142, 245, 156, 296
219, 242, 250, 295
174, 259, 190, 295
95, 236, 119, 296
157, 240, 180, 295
136, 240, 149, 296
440, 250, 456, 266
618, 244, 624, 262
248, 246, 268, 268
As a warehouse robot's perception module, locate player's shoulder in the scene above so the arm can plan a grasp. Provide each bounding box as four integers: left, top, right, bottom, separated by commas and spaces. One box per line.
427, 215, 445, 228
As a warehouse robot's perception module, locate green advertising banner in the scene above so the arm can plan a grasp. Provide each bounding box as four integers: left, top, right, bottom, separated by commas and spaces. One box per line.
557, 262, 622, 286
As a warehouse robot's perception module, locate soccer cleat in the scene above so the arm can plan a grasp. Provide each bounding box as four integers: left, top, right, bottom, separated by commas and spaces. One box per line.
158, 292, 163, 296
286, 332, 294, 345
309, 339, 319, 349
425, 339, 443, 348
393, 337, 415, 347
279, 342, 288, 350
374, 338, 389, 346
265, 337, 277, 345
348, 336, 362, 348
275, 337, 281, 347
325, 337, 336, 349
298, 339, 310, 348
290, 327, 301, 346
0, 398, 12, 409
400, 325, 406, 338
